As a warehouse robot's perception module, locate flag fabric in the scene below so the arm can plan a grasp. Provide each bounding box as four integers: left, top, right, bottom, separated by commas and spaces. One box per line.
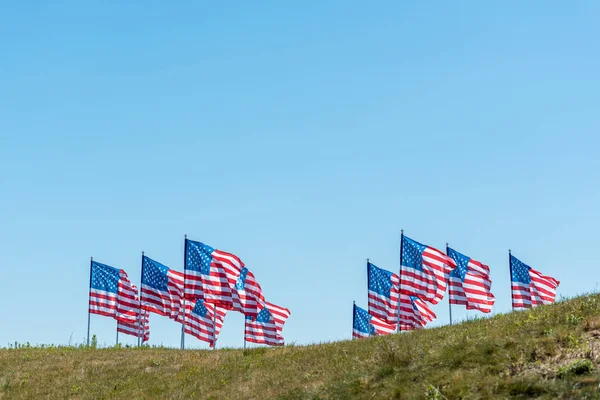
367, 262, 400, 325
245, 302, 290, 346
399, 294, 436, 331
185, 240, 265, 316
510, 254, 560, 309
117, 307, 150, 343
183, 299, 227, 347
140, 256, 185, 322
89, 261, 139, 323
447, 247, 495, 313
352, 304, 396, 339
400, 235, 456, 305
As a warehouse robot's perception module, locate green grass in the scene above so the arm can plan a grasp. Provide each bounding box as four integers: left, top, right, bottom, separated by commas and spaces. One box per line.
2, 295, 600, 399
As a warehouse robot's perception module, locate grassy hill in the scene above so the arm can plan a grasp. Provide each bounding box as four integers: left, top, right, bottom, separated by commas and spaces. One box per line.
2, 295, 600, 399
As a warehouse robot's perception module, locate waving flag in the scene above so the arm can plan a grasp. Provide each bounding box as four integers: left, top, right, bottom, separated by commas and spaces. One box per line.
352, 304, 396, 339
447, 247, 495, 313
400, 235, 455, 304
89, 261, 139, 323
185, 239, 265, 315
117, 308, 150, 343
399, 294, 436, 331
183, 299, 227, 347
510, 254, 559, 309
141, 256, 185, 322
367, 262, 400, 325
245, 302, 290, 346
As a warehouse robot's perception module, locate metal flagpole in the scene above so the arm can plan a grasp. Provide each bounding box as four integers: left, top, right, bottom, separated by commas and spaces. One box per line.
352, 301, 356, 340
181, 235, 188, 350
366, 258, 370, 304
395, 230, 404, 332
243, 316, 247, 349
509, 249, 513, 311
87, 257, 93, 347
212, 303, 217, 350
446, 243, 453, 325
116, 325, 119, 346
138, 251, 144, 347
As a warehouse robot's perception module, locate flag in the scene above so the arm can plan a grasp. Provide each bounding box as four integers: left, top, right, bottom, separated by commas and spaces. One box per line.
399, 294, 436, 331
352, 304, 396, 339
245, 302, 290, 346
510, 254, 560, 309
140, 256, 185, 322
117, 308, 150, 343
183, 299, 227, 347
367, 262, 400, 325
400, 235, 455, 304
185, 239, 265, 316
89, 261, 139, 323
447, 247, 495, 313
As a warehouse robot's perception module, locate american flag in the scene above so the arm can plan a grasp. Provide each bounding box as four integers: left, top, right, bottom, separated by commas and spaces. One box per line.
399, 294, 436, 331
400, 235, 455, 305
245, 302, 290, 346
185, 239, 265, 316
447, 247, 495, 313
89, 261, 139, 323
117, 307, 150, 343
511, 254, 560, 309
183, 299, 227, 347
140, 256, 185, 322
352, 304, 395, 339
367, 262, 400, 325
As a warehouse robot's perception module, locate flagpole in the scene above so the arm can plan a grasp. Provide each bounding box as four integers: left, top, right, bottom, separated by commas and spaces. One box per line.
181, 235, 188, 350
213, 303, 217, 350
243, 317, 247, 349
509, 249, 513, 311
352, 301, 356, 340
446, 243, 453, 325
366, 258, 370, 305
138, 251, 144, 347
116, 324, 119, 346
395, 230, 404, 332
87, 257, 93, 347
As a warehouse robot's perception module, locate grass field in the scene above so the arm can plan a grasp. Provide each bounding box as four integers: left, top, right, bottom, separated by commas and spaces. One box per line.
2, 295, 600, 399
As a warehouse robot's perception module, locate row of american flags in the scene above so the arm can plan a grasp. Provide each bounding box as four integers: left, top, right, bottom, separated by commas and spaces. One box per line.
353, 232, 560, 338
88, 237, 290, 348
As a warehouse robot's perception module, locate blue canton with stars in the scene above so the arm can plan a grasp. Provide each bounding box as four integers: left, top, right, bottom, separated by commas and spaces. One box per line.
510, 255, 531, 284
256, 306, 272, 323
192, 300, 208, 318
402, 236, 427, 271
91, 261, 120, 293
186, 240, 215, 274
448, 248, 470, 281
236, 267, 249, 291
142, 256, 170, 291
353, 305, 376, 335
368, 262, 394, 299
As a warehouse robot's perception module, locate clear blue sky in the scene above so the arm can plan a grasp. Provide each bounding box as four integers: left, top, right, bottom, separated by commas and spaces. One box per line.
1, 1, 599, 348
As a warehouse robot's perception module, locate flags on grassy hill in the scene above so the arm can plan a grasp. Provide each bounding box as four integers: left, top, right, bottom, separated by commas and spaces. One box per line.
367, 262, 400, 325
141, 255, 185, 322
510, 253, 559, 309
89, 261, 139, 323
352, 304, 395, 339
447, 247, 495, 313
185, 239, 265, 316
399, 294, 436, 331
183, 299, 227, 347
245, 302, 290, 346
400, 235, 455, 305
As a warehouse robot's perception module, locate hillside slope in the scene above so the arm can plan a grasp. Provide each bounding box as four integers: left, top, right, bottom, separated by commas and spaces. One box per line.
2, 295, 600, 399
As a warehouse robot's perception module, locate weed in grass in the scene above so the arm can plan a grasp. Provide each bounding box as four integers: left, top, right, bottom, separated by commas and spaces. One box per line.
558, 359, 594, 378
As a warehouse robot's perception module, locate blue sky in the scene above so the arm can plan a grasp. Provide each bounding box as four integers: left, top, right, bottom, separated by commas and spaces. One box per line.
1, 1, 599, 348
